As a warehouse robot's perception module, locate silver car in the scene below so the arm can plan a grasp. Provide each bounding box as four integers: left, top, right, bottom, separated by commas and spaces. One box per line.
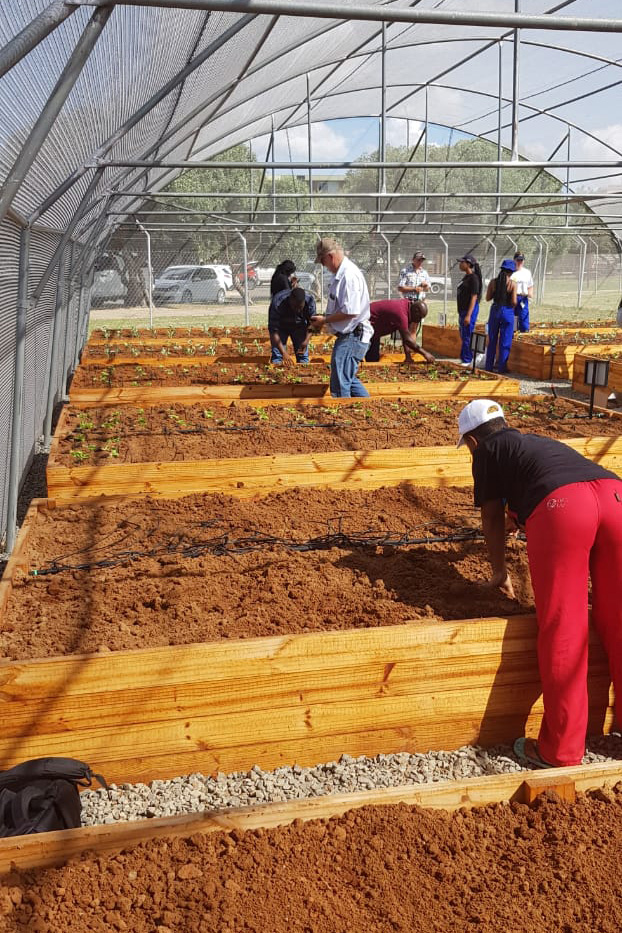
154, 265, 228, 304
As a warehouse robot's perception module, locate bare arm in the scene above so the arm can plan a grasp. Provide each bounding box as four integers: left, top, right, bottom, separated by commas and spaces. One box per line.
399, 329, 434, 363
485, 278, 495, 302
480, 500, 515, 598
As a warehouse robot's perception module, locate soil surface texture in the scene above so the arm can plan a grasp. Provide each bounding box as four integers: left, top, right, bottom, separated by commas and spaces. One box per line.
3, 487, 532, 660
83, 339, 334, 360
516, 333, 622, 347
91, 326, 269, 340
71, 361, 489, 389
56, 397, 621, 467
4, 791, 622, 932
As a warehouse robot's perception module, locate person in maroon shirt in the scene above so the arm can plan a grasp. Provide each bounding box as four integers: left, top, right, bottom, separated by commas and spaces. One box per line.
365, 298, 435, 363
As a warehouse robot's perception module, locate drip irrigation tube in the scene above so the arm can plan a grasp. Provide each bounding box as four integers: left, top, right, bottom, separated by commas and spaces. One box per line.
30, 522, 525, 577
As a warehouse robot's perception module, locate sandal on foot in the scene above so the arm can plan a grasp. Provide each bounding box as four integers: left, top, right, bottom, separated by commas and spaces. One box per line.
513, 737, 557, 770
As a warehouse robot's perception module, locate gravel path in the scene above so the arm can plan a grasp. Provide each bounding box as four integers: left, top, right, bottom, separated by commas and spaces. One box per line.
81, 734, 622, 827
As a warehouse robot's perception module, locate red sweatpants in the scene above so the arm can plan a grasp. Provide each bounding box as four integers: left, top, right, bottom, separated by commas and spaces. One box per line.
525, 478, 622, 766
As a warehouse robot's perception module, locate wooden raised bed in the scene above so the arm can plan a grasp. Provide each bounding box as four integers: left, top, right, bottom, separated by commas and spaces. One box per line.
2, 760, 621, 874
421, 324, 622, 379
77, 351, 410, 368
45, 433, 622, 503
572, 351, 622, 403
68, 376, 520, 409
0, 501, 614, 785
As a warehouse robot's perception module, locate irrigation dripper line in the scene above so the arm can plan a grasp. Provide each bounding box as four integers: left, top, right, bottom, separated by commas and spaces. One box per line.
30, 524, 525, 577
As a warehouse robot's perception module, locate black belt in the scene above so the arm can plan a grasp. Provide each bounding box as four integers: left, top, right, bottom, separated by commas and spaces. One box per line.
337, 324, 364, 339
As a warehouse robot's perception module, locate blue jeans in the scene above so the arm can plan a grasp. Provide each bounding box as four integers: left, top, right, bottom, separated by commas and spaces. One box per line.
270, 325, 309, 364
515, 296, 529, 333
485, 303, 515, 373
458, 301, 479, 363
330, 333, 370, 397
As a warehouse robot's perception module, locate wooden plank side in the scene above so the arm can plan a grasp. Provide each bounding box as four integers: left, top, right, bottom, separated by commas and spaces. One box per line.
78, 353, 412, 368
68, 378, 520, 408
0, 615, 613, 784
45, 436, 622, 502
2, 760, 622, 874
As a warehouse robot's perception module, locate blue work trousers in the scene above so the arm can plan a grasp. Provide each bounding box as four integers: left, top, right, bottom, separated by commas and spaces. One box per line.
270, 325, 309, 364
485, 304, 515, 373
458, 301, 480, 363
330, 333, 370, 397
515, 296, 530, 333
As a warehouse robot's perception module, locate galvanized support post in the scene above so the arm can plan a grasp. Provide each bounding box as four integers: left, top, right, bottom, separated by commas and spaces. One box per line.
377, 21, 387, 233
575, 235, 587, 309
506, 234, 517, 257
423, 85, 429, 225
379, 233, 391, 299
43, 255, 68, 449
136, 222, 155, 328
486, 237, 497, 280
439, 235, 449, 321
0, 5, 113, 228
270, 116, 276, 226
539, 236, 549, 304
237, 232, 250, 325
588, 237, 599, 295
496, 40, 503, 223
306, 74, 314, 213
511, 0, 521, 161
565, 128, 571, 227
0, 0, 78, 79
5, 227, 31, 554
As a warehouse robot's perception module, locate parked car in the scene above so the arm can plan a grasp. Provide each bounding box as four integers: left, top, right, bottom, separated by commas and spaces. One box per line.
153, 265, 228, 304
255, 266, 276, 286
91, 252, 150, 306
293, 270, 316, 291
427, 275, 451, 295
212, 264, 233, 289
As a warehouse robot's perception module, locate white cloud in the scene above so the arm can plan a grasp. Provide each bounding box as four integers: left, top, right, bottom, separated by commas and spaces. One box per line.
253, 122, 349, 162
385, 118, 424, 148
573, 124, 622, 161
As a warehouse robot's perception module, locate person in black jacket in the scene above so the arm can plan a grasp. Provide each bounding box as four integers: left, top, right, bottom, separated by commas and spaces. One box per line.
456, 254, 483, 365
270, 260, 296, 296
268, 286, 316, 365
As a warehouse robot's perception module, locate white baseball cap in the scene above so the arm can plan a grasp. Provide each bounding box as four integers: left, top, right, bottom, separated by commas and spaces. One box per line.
457, 399, 505, 447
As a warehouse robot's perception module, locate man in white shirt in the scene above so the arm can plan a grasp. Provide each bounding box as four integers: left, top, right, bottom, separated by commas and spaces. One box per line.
311, 237, 373, 397
511, 252, 534, 332
397, 251, 431, 306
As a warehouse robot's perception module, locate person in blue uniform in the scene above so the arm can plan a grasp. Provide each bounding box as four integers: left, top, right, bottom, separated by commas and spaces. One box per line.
484, 259, 518, 374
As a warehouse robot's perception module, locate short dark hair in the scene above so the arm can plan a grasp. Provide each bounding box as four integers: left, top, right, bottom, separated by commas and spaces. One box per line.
466, 416, 507, 444
289, 287, 306, 308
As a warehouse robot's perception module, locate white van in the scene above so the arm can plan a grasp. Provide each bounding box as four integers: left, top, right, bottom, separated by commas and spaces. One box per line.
153, 265, 229, 305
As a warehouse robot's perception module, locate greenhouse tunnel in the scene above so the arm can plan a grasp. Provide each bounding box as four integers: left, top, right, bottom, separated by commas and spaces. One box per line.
1, 0, 622, 554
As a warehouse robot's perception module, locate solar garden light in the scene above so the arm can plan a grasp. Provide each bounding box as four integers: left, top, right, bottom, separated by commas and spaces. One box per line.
584, 358, 610, 419
469, 331, 487, 374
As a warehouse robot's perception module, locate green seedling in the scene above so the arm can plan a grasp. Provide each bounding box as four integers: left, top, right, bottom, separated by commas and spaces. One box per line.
256, 407, 269, 421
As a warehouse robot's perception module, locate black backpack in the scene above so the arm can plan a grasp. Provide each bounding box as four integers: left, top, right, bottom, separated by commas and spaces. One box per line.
0, 757, 108, 837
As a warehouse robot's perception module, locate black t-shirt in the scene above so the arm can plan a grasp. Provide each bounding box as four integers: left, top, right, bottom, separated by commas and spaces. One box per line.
472, 428, 619, 524
456, 273, 479, 313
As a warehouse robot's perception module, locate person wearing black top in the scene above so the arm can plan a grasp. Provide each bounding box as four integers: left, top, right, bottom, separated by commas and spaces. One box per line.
270, 260, 296, 296
456, 253, 483, 365
457, 398, 622, 770
484, 259, 517, 373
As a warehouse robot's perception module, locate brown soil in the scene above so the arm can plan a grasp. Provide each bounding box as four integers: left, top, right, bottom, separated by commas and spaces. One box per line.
4, 792, 622, 932
517, 333, 622, 347
3, 487, 532, 661
531, 319, 616, 330
83, 340, 333, 359
71, 361, 488, 389
90, 326, 268, 339
57, 397, 621, 467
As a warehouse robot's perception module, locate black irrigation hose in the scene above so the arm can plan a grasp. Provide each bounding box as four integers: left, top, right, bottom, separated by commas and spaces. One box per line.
30, 523, 524, 577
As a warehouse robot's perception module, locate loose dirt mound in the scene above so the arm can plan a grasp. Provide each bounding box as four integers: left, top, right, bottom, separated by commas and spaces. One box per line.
3, 487, 533, 660
3, 791, 622, 932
